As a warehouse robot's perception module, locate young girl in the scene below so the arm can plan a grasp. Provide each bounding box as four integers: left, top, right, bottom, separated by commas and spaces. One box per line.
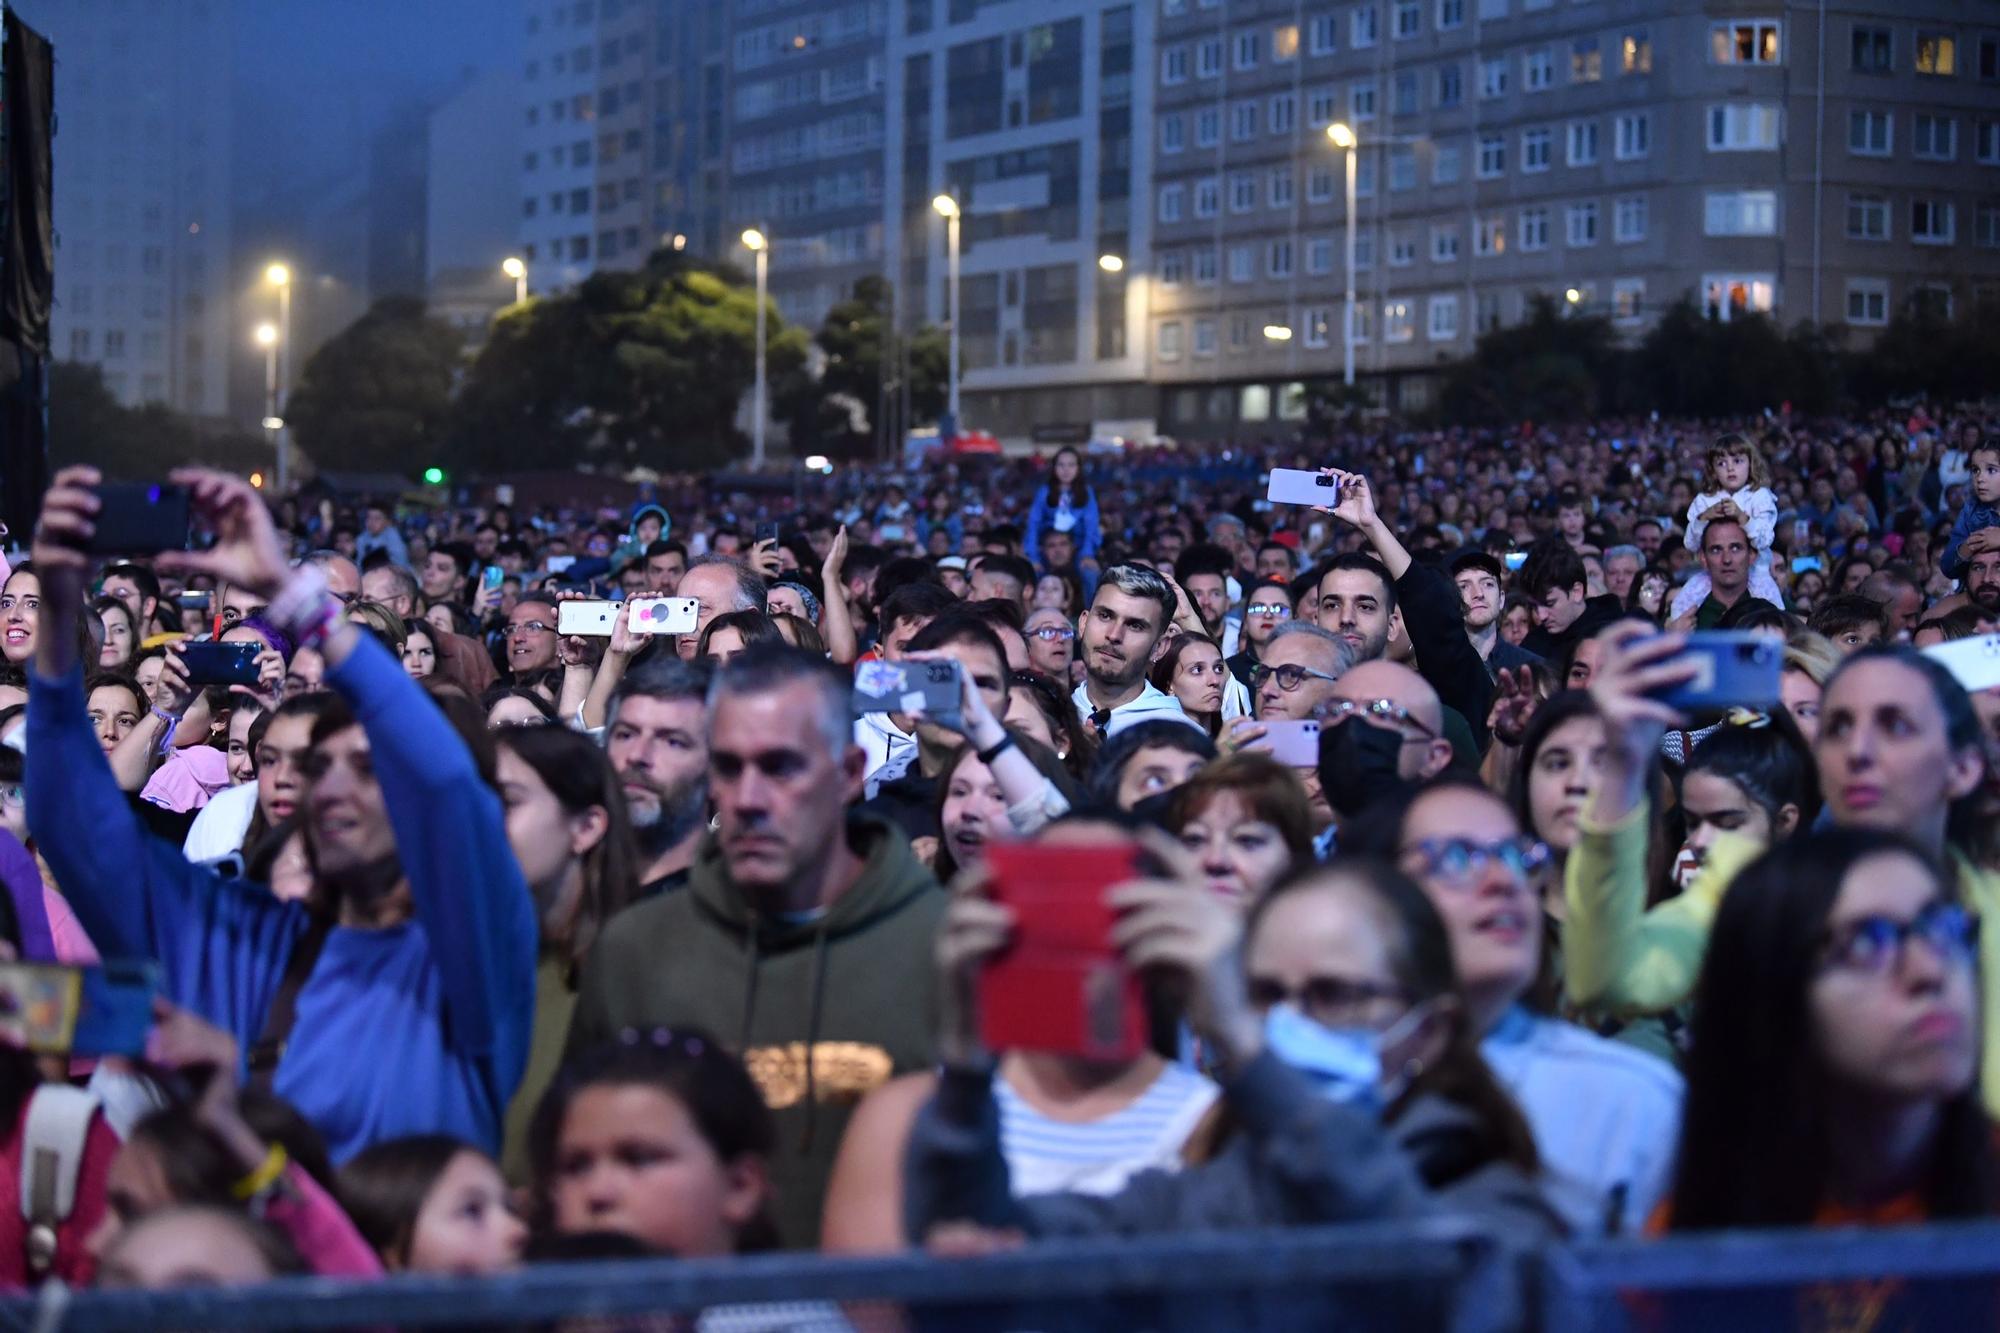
1025, 447, 1101, 564
1669, 433, 1784, 619
339, 1135, 525, 1275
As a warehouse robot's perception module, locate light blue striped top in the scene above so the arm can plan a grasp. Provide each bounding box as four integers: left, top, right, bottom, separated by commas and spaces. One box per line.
995, 1061, 1221, 1197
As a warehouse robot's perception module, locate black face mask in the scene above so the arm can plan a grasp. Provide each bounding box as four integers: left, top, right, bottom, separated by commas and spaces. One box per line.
1318, 719, 1411, 821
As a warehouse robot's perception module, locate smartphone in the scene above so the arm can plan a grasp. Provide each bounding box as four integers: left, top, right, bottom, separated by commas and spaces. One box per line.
557, 600, 621, 636
1924, 633, 2000, 695
174, 590, 213, 611
851, 658, 962, 728
1790, 555, 1823, 574
87, 483, 191, 555
979, 842, 1149, 1062
0, 961, 158, 1057
627, 596, 698, 635
1503, 550, 1528, 573
1267, 468, 1340, 508
178, 641, 262, 687
481, 566, 506, 593
543, 555, 577, 575
1650, 632, 1784, 714
1248, 718, 1321, 767
755, 521, 780, 545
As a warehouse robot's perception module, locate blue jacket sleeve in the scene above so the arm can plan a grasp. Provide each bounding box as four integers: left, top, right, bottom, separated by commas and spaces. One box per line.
1077, 489, 1102, 560
1941, 503, 1988, 579
328, 635, 537, 1071
25, 666, 304, 1046
1024, 492, 1050, 566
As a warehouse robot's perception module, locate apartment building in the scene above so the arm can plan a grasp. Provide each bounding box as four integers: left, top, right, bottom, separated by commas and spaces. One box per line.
1145, 0, 2000, 433
887, 0, 1154, 439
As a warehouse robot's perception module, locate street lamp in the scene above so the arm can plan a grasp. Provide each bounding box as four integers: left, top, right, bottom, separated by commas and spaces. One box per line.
1564, 287, 1583, 305
254, 322, 280, 476
1097, 254, 1124, 273
1262, 324, 1294, 341
264, 263, 293, 491
932, 194, 962, 434
742, 229, 770, 469
1325, 123, 1359, 388
502, 256, 527, 305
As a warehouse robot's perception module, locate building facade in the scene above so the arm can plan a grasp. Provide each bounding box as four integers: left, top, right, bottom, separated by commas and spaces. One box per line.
888, 0, 1154, 441
1145, 0, 2000, 435
28, 0, 234, 415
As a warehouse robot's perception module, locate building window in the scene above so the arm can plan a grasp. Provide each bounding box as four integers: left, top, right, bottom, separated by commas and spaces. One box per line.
1913, 115, 1957, 161
1354, 230, 1376, 268
1612, 279, 1646, 323
1195, 178, 1220, 218
1915, 32, 1955, 76
1911, 285, 1953, 319
1231, 100, 1259, 141
1269, 239, 1294, 276
1436, 64, 1463, 108
1566, 201, 1599, 246
1389, 146, 1417, 190
1273, 23, 1299, 60
1162, 46, 1188, 83
1477, 133, 1507, 178
1520, 206, 1550, 251
1703, 273, 1775, 320
1976, 204, 2000, 249
1158, 321, 1184, 360
1159, 251, 1186, 287
1307, 166, 1335, 203
1308, 89, 1337, 126
1476, 291, 1504, 331
1269, 168, 1294, 208
1438, 0, 1463, 30
1615, 112, 1650, 160
1302, 306, 1332, 347
1270, 93, 1296, 135
1477, 0, 1505, 18
1524, 48, 1554, 91
1480, 57, 1508, 99
1193, 319, 1217, 357
1845, 193, 1890, 240
1433, 143, 1463, 184
1431, 225, 1460, 262
1568, 121, 1600, 166
104, 330, 126, 357
1394, 1, 1420, 39
1384, 300, 1415, 342
1196, 38, 1222, 77
1234, 29, 1261, 69
1571, 38, 1601, 83
1521, 127, 1551, 172
1978, 121, 2000, 164
1982, 36, 1999, 80
1428, 295, 1460, 340
1394, 71, 1418, 116
1307, 238, 1333, 274
1912, 198, 1955, 243
1705, 190, 1778, 236
1353, 6, 1379, 48
1622, 31, 1652, 74
1711, 21, 1782, 65
1708, 103, 1780, 151
1158, 184, 1185, 222
1614, 195, 1647, 243
1851, 25, 1891, 73
1194, 248, 1218, 284
1848, 109, 1892, 156
1308, 15, 1337, 55
1845, 278, 1889, 326
1197, 107, 1221, 147
1228, 245, 1254, 281
1161, 114, 1185, 154
1229, 171, 1257, 212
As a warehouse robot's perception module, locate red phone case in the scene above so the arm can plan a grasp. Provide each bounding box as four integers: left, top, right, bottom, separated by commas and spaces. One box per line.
979, 843, 1148, 1062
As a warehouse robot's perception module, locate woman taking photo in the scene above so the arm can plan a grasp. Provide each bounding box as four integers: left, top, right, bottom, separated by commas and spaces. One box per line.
1025, 447, 1101, 565
1148, 633, 1226, 739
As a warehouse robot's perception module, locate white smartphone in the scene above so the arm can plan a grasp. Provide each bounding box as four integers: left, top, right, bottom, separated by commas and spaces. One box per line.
1267, 468, 1340, 508
627, 596, 699, 636
1248, 718, 1321, 767
557, 600, 621, 636
1924, 634, 2000, 695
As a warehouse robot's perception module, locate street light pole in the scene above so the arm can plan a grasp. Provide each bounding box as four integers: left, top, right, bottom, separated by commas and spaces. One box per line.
932, 195, 962, 431
742, 229, 769, 468
1327, 124, 1359, 389
265, 264, 292, 491
255, 322, 279, 480
502, 256, 528, 305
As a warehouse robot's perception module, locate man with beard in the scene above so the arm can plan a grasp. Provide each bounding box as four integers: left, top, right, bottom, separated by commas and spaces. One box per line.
1965, 546, 2000, 621
604, 659, 713, 895
1451, 551, 1542, 682
1072, 564, 1193, 737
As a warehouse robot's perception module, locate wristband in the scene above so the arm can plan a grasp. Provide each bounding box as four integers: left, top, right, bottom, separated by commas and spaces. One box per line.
264, 566, 342, 650
975, 732, 1015, 766
150, 707, 182, 757
230, 1143, 289, 1201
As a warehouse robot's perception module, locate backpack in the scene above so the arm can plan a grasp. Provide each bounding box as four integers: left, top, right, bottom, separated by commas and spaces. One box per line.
18, 1085, 97, 1281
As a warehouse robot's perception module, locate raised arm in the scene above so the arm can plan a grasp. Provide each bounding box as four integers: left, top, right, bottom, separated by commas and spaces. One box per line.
819, 525, 860, 665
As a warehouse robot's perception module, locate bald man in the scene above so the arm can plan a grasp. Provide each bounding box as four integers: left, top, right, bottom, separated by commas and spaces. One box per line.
1321, 658, 1456, 800
304, 551, 362, 603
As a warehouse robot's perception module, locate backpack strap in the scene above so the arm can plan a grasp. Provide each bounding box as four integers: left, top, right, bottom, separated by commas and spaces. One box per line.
20, 1085, 98, 1280
246, 917, 333, 1093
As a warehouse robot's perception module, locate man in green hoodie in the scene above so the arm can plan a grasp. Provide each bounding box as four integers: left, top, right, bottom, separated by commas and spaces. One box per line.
568, 644, 944, 1248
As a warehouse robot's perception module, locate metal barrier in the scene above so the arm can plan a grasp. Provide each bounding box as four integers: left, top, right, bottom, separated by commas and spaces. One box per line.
0, 1219, 1501, 1333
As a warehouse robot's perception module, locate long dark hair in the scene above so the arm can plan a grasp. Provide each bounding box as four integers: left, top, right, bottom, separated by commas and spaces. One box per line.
1043, 446, 1092, 508
1148, 633, 1225, 738
529, 1031, 779, 1253
339, 1134, 478, 1267
1007, 669, 1096, 784
1506, 689, 1602, 848
1252, 858, 1541, 1175
1683, 710, 1821, 831
1668, 828, 1998, 1229
930, 731, 1083, 882
496, 724, 642, 969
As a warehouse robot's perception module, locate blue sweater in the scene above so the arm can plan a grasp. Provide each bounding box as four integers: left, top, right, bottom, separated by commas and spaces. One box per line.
1025, 486, 1101, 563
1941, 498, 2000, 580
26, 635, 537, 1162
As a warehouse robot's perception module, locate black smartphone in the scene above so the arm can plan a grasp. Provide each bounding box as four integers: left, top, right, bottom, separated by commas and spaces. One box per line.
178, 641, 262, 687
755, 521, 780, 545
86, 483, 192, 555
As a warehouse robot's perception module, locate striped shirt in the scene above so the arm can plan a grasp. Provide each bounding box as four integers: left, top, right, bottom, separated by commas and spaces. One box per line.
996, 1061, 1221, 1198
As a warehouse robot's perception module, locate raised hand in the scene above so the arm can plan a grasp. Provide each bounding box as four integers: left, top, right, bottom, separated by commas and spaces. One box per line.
157, 469, 290, 600
1317, 468, 1378, 531
29, 466, 103, 575
750, 538, 783, 580
1486, 666, 1539, 748
1589, 623, 1696, 762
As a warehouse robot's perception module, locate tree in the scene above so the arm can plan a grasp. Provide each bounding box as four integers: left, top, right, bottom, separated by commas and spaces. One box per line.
1436, 295, 1622, 424
447, 250, 806, 474
780, 277, 950, 460
284, 296, 464, 479
1846, 293, 2000, 405
48, 362, 270, 479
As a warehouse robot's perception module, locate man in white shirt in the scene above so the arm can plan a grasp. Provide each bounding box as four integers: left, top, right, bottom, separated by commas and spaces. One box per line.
1070, 564, 1195, 738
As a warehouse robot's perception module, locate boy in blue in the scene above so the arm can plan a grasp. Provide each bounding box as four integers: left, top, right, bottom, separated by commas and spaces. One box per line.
1941, 440, 2000, 582
26, 467, 537, 1162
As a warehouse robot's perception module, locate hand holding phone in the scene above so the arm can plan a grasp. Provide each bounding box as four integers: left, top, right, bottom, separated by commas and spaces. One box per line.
1267, 468, 1341, 508
86, 483, 193, 556
178, 640, 263, 687
627, 596, 699, 636
0, 961, 159, 1056
851, 657, 964, 729
1247, 718, 1321, 767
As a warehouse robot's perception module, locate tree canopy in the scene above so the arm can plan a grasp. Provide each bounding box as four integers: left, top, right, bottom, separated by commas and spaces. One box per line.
284, 295, 464, 477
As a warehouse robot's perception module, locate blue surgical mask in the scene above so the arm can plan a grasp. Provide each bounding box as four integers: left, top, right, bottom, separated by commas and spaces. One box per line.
1262, 1002, 1430, 1113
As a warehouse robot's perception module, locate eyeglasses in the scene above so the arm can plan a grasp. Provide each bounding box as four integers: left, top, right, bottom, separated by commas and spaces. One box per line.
1320, 697, 1440, 740
1402, 836, 1552, 888
1247, 603, 1292, 618
0, 785, 21, 807
1249, 663, 1340, 693
1247, 974, 1407, 1029
1030, 625, 1076, 642
1819, 901, 1977, 976
503, 621, 555, 638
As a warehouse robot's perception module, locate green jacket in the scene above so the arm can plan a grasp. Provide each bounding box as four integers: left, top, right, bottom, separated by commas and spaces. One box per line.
567, 813, 944, 1248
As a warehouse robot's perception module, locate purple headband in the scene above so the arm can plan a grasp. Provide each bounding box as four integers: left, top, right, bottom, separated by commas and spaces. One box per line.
239, 615, 297, 664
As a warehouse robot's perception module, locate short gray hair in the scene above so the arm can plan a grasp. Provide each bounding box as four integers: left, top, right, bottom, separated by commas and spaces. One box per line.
1092, 563, 1176, 631
686, 555, 767, 613
1604, 544, 1643, 567
1266, 621, 1356, 677
706, 643, 852, 763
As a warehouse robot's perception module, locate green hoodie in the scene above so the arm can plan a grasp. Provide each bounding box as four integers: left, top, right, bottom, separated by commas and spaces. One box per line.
567, 813, 944, 1248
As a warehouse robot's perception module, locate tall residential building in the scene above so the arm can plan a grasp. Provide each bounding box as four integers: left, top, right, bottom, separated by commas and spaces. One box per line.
428, 70, 524, 337
888, 0, 1154, 439
1146, 0, 2000, 434
27, 0, 234, 415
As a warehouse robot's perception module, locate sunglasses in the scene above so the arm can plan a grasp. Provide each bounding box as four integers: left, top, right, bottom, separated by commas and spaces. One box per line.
1403, 836, 1552, 887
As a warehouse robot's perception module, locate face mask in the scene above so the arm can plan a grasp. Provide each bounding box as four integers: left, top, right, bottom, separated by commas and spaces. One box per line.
1263, 1002, 1432, 1113
1318, 719, 1410, 820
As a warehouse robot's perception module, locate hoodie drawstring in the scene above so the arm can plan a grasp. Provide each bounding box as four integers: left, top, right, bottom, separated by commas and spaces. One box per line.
800, 925, 832, 1154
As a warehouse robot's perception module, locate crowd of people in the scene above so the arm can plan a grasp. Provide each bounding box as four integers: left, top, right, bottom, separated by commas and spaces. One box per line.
0, 400, 1994, 1316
